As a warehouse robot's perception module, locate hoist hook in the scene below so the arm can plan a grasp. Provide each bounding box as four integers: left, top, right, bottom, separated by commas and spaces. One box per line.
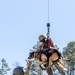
47, 23, 50, 38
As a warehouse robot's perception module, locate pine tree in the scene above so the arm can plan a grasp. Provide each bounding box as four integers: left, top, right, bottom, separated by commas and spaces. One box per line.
63, 41, 75, 75
30, 60, 43, 75
0, 58, 10, 75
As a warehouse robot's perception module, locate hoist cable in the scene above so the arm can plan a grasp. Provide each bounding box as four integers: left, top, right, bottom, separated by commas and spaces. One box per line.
47, 0, 50, 38
48, 0, 49, 23
47, 0, 50, 47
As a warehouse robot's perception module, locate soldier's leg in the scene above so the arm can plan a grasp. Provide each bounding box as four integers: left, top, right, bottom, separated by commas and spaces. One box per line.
46, 67, 53, 75
54, 62, 66, 75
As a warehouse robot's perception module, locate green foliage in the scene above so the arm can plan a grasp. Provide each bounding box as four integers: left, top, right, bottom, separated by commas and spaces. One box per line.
63, 41, 75, 61
63, 41, 75, 74
0, 58, 10, 75
30, 60, 43, 75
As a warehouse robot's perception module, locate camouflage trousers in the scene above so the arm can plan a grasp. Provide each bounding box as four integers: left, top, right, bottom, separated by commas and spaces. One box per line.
47, 62, 65, 75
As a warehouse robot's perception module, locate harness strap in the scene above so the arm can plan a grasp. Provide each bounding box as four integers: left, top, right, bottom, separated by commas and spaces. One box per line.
40, 49, 61, 62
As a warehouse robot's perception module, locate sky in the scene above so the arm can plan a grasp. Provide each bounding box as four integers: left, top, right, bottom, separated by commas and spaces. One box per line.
0, 0, 75, 74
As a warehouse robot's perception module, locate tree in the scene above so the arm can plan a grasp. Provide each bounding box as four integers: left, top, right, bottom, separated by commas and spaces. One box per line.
63, 41, 75, 75
30, 60, 43, 75
0, 58, 10, 75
